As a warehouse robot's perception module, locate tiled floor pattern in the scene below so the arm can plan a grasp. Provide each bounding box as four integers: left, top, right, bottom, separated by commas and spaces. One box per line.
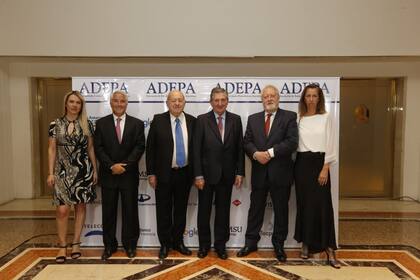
0, 199, 418, 279
0, 244, 419, 279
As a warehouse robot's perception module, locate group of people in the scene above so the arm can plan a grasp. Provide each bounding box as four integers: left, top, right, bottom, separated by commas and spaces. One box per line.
47, 83, 340, 269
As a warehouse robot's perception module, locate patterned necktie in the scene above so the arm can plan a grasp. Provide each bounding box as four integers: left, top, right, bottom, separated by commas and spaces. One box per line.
217, 116, 223, 138
116, 117, 122, 143
175, 118, 186, 167
265, 113, 272, 136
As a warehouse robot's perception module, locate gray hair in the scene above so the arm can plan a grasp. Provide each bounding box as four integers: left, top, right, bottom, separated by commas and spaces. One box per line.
110, 90, 128, 101
166, 90, 185, 101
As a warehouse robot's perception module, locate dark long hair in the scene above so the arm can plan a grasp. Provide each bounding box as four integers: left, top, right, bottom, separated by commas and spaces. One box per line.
298, 84, 326, 116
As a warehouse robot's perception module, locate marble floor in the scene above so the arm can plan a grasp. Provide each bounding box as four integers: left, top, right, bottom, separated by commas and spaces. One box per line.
0, 198, 419, 279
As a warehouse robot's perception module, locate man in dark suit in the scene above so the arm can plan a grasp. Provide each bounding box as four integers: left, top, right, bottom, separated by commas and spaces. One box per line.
94, 90, 145, 260
237, 85, 298, 262
194, 87, 245, 260
146, 90, 196, 259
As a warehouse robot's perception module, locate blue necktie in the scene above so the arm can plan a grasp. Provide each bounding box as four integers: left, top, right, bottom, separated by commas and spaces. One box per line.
175, 118, 186, 167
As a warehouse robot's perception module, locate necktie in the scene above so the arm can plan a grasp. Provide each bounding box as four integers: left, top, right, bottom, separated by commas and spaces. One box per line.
116, 117, 122, 143
217, 116, 223, 138
175, 118, 186, 167
265, 113, 272, 136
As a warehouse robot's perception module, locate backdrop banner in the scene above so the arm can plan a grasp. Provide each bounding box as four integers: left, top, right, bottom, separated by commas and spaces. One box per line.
72, 77, 340, 248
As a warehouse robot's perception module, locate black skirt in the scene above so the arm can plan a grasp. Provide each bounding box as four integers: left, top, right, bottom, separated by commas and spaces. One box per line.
294, 151, 337, 253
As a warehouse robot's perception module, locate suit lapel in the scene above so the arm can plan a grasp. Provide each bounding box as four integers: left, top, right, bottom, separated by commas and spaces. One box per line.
223, 111, 233, 143
207, 111, 223, 143
120, 114, 130, 145
256, 111, 267, 139
165, 112, 174, 149
107, 114, 120, 145
267, 109, 281, 140
185, 113, 193, 145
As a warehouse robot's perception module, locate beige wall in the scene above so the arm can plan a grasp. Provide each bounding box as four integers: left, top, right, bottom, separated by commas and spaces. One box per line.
9, 73, 34, 198
1, 57, 419, 202
1, 0, 420, 57
0, 61, 14, 204
403, 76, 420, 200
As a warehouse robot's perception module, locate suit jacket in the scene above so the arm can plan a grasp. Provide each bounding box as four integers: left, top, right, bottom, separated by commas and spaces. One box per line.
243, 108, 298, 187
94, 114, 145, 189
146, 111, 196, 183
193, 110, 245, 185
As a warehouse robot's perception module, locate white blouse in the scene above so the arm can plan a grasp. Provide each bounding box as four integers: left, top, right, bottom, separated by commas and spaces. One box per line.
297, 113, 337, 164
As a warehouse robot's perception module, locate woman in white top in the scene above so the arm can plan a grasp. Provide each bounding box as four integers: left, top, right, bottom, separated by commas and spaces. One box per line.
294, 84, 340, 268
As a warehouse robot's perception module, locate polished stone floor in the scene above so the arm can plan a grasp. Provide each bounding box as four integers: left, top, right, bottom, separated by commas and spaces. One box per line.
0, 199, 419, 279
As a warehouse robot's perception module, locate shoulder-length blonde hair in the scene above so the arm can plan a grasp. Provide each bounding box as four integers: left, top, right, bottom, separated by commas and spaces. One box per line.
298, 84, 326, 116
63, 90, 90, 136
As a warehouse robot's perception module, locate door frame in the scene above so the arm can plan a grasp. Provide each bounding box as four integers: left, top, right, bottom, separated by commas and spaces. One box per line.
339, 78, 403, 198
32, 77, 72, 198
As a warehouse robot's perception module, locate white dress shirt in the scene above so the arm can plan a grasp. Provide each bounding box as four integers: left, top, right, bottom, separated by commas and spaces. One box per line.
214, 111, 226, 142
266, 111, 276, 158
113, 113, 126, 141
170, 112, 189, 168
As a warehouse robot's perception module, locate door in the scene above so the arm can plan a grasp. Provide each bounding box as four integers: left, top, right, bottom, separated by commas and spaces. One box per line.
339, 79, 397, 197
37, 78, 72, 197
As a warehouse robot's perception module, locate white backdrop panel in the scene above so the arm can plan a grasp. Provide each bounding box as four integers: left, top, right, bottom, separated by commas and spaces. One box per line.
72, 77, 340, 248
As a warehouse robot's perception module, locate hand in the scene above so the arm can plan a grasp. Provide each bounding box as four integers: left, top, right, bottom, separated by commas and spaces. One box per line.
47, 174, 55, 189
195, 178, 205, 190
111, 163, 127, 175
148, 175, 157, 189
92, 170, 98, 185
318, 167, 329, 186
234, 175, 243, 189
254, 151, 271, 165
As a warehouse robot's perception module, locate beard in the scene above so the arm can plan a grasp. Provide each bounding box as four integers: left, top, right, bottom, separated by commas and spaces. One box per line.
264, 103, 278, 112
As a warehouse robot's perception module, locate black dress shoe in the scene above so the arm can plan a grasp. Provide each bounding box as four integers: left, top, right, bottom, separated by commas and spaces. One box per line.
173, 243, 192, 256
215, 249, 228, 260
197, 247, 209, 258
159, 246, 169, 259
274, 247, 287, 262
101, 248, 116, 260
236, 246, 257, 257
126, 248, 137, 258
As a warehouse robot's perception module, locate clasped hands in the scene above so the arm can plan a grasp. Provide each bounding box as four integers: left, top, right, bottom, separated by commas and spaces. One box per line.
111, 163, 127, 175
254, 151, 271, 165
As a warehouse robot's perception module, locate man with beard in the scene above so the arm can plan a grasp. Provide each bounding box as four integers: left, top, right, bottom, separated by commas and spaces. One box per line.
237, 85, 298, 262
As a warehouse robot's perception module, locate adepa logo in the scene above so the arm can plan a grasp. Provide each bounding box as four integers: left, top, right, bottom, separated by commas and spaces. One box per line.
138, 193, 151, 203
83, 223, 103, 237
232, 199, 241, 206
79, 81, 129, 95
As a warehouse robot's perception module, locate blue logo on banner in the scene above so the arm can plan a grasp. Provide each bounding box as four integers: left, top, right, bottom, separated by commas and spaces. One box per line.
279, 82, 330, 94
146, 82, 196, 95
138, 194, 151, 203
216, 82, 261, 94
85, 230, 103, 237
80, 82, 129, 95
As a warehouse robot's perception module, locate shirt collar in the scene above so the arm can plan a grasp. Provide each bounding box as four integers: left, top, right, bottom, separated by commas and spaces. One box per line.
113, 113, 126, 121
265, 110, 277, 118
213, 111, 226, 120
170, 112, 185, 123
